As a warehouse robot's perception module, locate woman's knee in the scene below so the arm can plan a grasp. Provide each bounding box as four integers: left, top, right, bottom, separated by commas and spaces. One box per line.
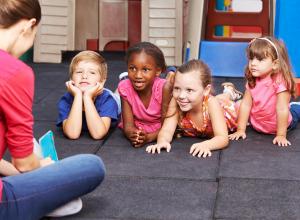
62, 154, 105, 186
77, 154, 105, 184
88, 154, 106, 183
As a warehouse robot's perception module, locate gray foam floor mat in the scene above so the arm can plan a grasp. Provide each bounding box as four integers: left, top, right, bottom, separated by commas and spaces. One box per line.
27, 58, 300, 220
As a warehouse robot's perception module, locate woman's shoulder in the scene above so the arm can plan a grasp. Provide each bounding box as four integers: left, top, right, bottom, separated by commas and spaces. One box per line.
0, 51, 33, 85
0, 50, 32, 74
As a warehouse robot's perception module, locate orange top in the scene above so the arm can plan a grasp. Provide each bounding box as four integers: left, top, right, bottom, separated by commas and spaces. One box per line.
178, 92, 238, 138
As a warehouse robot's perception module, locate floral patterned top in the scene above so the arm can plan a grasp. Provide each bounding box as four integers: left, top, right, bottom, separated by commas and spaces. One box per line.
178, 91, 238, 138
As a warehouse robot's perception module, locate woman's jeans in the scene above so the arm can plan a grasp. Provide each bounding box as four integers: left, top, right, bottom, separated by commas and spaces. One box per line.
0, 154, 105, 220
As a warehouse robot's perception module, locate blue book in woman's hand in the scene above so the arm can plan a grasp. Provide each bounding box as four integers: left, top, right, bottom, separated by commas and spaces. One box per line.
38, 130, 58, 161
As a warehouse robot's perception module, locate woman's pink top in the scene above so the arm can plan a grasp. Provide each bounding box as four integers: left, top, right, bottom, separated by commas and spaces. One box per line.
118, 77, 166, 133
0, 50, 35, 201
248, 74, 292, 134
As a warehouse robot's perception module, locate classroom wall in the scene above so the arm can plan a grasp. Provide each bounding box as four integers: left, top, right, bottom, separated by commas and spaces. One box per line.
142, 0, 183, 66
75, 0, 99, 50
34, 0, 75, 63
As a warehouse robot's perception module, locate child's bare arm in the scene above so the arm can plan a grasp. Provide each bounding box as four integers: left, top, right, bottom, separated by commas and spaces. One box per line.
82, 82, 111, 139
229, 89, 252, 140
190, 97, 228, 158
84, 96, 111, 140
121, 98, 141, 145
161, 80, 173, 122
273, 91, 291, 146
135, 81, 173, 147
62, 81, 83, 139
146, 98, 178, 154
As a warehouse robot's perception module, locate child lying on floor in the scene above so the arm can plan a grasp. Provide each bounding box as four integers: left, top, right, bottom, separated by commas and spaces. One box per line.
118, 42, 173, 147
146, 59, 239, 158
57, 51, 120, 139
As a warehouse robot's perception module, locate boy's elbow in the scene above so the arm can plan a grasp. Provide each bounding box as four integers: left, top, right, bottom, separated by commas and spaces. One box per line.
62, 124, 81, 139
64, 131, 80, 140
90, 131, 107, 140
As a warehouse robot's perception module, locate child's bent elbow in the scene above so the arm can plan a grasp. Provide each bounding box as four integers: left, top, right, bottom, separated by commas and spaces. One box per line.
64, 132, 81, 140
220, 136, 229, 149
90, 132, 107, 140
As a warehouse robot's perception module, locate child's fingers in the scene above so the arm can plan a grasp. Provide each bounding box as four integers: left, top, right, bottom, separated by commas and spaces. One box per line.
201, 150, 212, 158
196, 149, 204, 157
157, 147, 161, 154
279, 140, 291, 147
146, 145, 157, 153
189, 144, 196, 154
166, 144, 171, 152
192, 146, 200, 157
145, 145, 151, 153
65, 81, 72, 88
232, 135, 240, 140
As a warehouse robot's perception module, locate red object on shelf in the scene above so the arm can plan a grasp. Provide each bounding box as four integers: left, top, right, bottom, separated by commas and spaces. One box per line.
86, 39, 99, 51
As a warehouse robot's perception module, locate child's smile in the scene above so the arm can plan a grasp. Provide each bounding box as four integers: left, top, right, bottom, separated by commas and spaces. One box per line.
173, 71, 205, 112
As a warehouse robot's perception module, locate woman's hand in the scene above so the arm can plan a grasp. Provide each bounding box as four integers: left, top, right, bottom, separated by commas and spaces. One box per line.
190, 143, 212, 158
146, 142, 171, 154
40, 157, 54, 167
0, 159, 20, 176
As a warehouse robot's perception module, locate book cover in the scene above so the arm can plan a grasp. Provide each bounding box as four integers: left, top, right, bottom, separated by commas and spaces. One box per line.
38, 130, 58, 161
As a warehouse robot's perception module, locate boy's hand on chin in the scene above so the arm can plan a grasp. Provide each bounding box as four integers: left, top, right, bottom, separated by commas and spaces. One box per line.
66, 80, 81, 96
84, 82, 104, 98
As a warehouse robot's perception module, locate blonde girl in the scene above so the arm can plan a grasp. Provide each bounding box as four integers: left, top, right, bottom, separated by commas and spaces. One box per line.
146, 59, 238, 158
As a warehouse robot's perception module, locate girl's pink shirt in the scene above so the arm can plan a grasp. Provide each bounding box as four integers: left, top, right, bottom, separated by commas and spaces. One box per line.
118, 77, 166, 133
247, 74, 292, 134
